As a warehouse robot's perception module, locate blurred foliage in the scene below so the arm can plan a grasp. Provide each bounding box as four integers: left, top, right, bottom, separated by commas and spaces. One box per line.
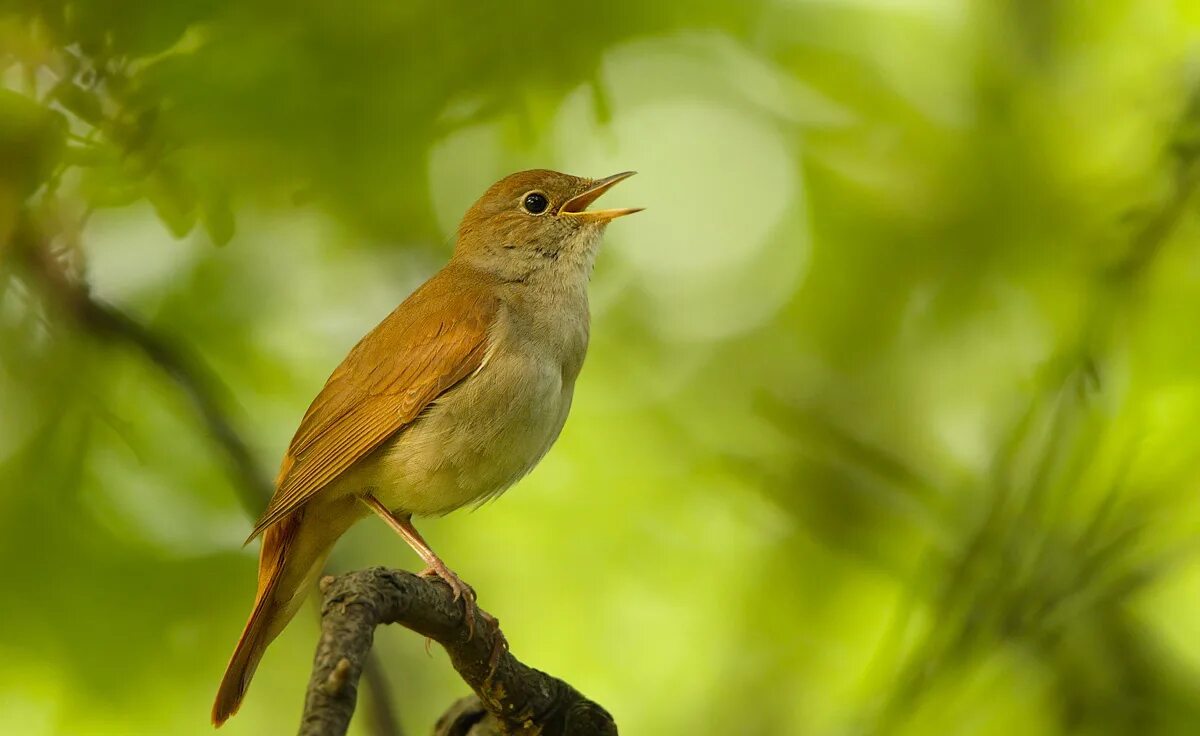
3, 1, 1200, 735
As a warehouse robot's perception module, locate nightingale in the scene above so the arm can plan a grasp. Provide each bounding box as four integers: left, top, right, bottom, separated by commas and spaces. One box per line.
212, 169, 640, 726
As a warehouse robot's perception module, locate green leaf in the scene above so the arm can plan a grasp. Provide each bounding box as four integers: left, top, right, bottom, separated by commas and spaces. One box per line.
201, 189, 235, 246
62, 142, 111, 167
78, 163, 144, 207
0, 88, 68, 197
145, 163, 198, 237
50, 80, 105, 126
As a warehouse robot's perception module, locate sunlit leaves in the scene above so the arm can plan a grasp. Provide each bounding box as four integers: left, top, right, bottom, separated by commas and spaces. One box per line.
3, 2, 1200, 735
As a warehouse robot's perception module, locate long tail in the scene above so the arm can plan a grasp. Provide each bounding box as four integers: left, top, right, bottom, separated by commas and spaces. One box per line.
212, 511, 327, 726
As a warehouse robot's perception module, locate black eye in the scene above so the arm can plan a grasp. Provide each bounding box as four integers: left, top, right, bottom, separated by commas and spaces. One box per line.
522, 192, 549, 215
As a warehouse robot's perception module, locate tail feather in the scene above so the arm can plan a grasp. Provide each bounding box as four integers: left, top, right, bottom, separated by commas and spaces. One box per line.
211, 597, 272, 726
213, 514, 305, 727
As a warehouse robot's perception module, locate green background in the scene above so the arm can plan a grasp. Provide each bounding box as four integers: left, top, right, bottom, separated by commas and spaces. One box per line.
3, 1, 1200, 734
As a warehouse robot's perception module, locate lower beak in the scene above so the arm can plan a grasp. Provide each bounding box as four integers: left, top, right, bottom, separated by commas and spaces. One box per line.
559, 171, 643, 222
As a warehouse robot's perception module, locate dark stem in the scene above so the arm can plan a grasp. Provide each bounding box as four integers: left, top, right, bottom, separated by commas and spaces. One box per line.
14, 217, 269, 514
10, 212, 405, 736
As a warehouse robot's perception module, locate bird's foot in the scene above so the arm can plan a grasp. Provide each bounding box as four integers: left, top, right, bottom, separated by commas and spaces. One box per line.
419, 562, 479, 637
416, 565, 507, 671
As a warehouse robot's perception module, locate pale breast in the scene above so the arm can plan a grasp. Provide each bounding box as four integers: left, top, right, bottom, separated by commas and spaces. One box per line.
364, 291, 588, 516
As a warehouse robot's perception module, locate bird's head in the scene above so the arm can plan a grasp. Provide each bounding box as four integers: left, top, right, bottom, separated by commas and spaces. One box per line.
454, 169, 640, 282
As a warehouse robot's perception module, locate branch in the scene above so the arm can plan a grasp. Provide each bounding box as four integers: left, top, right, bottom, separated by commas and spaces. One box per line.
11, 212, 406, 735
13, 216, 271, 514
300, 568, 617, 736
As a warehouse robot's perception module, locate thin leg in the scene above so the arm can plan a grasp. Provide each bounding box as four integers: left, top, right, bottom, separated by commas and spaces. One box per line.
361, 494, 480, 635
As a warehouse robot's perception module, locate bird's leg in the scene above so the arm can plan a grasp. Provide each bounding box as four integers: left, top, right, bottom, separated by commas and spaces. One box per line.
361, 494, 481, 636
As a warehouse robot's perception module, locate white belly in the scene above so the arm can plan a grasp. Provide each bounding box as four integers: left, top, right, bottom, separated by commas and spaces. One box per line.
364, 344, 575, 515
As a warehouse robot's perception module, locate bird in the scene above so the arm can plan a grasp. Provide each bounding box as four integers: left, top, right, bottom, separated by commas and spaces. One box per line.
211, 169, 641, 726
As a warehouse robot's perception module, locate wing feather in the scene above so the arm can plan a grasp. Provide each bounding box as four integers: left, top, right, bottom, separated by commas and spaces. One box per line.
246, 264, 498, 542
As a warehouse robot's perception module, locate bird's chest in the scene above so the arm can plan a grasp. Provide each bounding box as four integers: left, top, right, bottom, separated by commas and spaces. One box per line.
377, 293, 589, 514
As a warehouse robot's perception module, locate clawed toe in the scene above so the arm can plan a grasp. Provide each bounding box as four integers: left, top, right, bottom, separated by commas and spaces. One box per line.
413, 565, 507, 670
419, 565, 480, 637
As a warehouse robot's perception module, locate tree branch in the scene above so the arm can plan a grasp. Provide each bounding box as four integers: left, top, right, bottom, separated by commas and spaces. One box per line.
301, 568, 617, 736
11, 211, 406, 735
13, 215, 271, 514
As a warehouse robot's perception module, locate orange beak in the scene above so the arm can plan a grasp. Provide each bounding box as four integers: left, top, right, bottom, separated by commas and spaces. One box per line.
559, 171, 643, 222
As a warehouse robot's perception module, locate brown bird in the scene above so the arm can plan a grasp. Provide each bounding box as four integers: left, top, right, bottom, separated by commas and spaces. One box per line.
212, 169, 640, 725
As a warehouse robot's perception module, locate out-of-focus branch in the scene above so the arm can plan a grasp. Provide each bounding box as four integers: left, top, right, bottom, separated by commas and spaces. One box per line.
1105, 142, 1200, 288
11, 212, 404, 736
300, 568, 616, 736
14, 214, 271, 515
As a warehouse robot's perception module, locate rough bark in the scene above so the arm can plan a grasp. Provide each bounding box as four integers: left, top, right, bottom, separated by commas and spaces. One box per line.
299, 567, 617, 736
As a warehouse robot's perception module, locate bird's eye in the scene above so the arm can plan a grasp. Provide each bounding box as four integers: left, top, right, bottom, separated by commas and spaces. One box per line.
522, 192, 549, 215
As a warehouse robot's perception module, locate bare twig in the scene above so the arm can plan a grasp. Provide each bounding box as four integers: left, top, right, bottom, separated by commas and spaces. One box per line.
301, 568, 617, 736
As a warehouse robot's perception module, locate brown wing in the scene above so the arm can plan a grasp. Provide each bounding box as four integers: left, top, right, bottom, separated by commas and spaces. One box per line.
245, 263, 499, 542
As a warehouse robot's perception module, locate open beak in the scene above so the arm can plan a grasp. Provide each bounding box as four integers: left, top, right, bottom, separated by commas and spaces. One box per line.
559, 171, 643, 222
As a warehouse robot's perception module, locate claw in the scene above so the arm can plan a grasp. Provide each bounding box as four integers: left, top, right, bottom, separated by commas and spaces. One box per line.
419, 563, 479, 638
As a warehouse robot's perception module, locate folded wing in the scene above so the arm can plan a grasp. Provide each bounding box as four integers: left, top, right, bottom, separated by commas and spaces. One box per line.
246, 264, 499, 541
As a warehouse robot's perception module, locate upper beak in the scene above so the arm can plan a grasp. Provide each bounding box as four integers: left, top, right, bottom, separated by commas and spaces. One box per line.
559, 171, 643, 222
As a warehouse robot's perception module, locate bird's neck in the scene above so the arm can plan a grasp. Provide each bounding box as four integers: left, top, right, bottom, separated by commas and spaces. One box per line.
497, 264, 591, 378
